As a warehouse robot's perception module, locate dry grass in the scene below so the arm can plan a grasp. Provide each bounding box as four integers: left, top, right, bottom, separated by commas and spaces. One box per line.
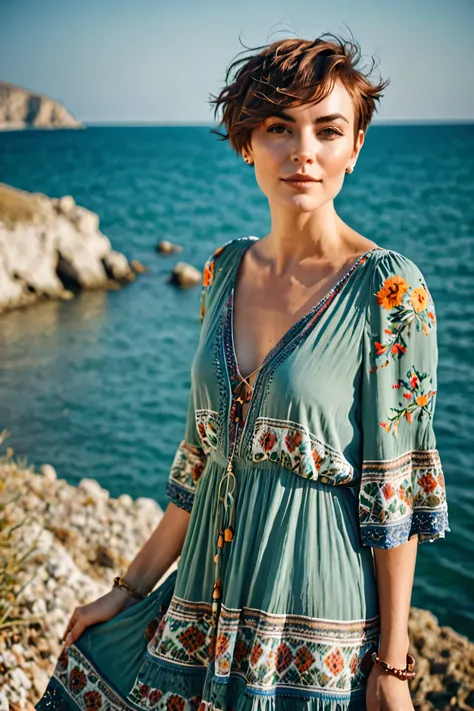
0, 429, 42, 631
0, 182, 49, 228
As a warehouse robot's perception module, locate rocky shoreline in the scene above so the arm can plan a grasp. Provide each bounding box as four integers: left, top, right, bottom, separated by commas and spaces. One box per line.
0, 183, 144, 314
0, 440, 473, 710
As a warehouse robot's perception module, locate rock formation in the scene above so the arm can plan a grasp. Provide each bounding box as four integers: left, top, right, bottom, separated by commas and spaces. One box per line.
0, 182, 141, 314
0, 81, 84, 131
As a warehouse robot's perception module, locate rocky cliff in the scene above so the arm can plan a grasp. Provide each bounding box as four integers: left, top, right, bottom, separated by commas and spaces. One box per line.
0, 81, 84, 131
0, 182, 141, 314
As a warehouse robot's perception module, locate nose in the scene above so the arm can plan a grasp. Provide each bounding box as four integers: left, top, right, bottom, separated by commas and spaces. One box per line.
291, 127, 317, 164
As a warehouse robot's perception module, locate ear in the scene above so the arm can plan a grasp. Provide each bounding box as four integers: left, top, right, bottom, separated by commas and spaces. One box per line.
241, 144, 254, 165
351, 129, 365, 166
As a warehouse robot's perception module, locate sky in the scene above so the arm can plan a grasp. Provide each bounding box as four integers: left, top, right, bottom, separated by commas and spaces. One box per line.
0, 0, 473, 125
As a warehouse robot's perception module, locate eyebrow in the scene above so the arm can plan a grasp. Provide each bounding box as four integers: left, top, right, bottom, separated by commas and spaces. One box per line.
266, 110, 349, 125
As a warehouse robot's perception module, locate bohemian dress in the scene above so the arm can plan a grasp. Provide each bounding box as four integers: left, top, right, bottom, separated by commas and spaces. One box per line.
36, 236, 450, 711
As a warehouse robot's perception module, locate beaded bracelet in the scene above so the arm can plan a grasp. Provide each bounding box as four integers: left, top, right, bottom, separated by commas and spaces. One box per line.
371, 651, 416, 680
113, 575, 145, 601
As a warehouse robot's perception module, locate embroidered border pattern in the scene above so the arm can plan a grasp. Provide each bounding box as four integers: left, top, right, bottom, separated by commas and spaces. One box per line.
250, 417, 354, 486
195, 409, 220, 454
45, 644, 132, 710
145, 594, 380, 697
166, 440, 207, 513
359, 449, 449, 548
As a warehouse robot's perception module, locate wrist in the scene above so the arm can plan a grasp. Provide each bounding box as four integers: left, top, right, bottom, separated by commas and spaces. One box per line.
377, 634, 410, 668
109, 585, 140, 610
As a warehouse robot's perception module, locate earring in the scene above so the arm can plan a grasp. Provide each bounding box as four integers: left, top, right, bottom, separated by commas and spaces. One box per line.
345, 165, 355, 174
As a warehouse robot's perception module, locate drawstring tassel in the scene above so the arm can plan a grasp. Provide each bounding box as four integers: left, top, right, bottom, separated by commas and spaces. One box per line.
212, 578, 222, 600
217, 529, 225, 548
224, 491, 235, 542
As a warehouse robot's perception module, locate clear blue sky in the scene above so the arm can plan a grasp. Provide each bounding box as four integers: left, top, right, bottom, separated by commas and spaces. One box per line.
1, 0, 473, 124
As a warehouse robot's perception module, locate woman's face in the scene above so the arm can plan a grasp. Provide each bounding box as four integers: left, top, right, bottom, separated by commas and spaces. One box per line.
243, 79, 364, 213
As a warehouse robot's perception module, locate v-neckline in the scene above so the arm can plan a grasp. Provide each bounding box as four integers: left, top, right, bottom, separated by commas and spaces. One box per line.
228, 238, 385, 383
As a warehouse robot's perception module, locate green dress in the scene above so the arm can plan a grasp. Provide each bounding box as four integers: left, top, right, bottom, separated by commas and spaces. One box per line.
36, 236, 450, 711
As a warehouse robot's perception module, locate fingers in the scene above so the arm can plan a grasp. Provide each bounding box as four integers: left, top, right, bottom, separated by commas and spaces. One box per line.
62, 608, 85, 650
64, 618, 86, 650
61, 610, 77, 643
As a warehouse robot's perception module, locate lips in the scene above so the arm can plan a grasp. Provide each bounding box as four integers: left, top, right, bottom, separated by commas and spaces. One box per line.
281, 176, 321, 183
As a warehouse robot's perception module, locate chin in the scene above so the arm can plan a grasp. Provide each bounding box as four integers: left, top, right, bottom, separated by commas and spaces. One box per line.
279, 195, 322, 212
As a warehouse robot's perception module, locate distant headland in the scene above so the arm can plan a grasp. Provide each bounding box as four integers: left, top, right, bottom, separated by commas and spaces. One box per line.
0, 80, 84, 131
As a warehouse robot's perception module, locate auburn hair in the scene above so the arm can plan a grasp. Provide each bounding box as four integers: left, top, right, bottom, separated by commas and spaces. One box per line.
209, 32, 390, 155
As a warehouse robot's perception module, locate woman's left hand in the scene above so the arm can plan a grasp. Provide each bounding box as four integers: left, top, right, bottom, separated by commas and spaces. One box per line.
366, 664, 415, 711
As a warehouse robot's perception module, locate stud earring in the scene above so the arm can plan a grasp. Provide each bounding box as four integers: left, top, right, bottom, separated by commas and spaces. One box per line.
345, 165, 355, 174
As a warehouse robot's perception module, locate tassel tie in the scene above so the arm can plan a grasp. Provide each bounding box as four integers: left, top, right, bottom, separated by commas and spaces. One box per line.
212, 457, 236, 615
211, 379, 248, 616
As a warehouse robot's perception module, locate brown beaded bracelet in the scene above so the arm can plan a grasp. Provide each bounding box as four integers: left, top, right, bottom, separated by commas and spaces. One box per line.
371, 651, 416, 680
113, 575, 145, 601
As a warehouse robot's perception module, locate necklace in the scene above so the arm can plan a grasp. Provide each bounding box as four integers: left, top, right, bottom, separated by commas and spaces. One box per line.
211, 359, 264, 619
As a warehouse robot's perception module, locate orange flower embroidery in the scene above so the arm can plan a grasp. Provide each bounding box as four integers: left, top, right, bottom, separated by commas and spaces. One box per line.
203, 259, 215, 287
375, 275, 410, 309
419, 472, 438, 494
410, 286, 429, 313
285, 430, 303, 452
382, 482, 395, 500
375, 341, 388, 355
415, 392, 432, 407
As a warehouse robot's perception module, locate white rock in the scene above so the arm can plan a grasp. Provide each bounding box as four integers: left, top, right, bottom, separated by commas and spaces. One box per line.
78, 477, 110, 502
57, 195, 76, 215
32, 598, 47, 615
157, 239, 182, 253
0, 182, 136, 313
72, 205, 99, 234
0, 650, 16, 669
117, 493, 133, 508
0, 690, 9, 711
40, 463, 57, 481
103, 250, 132, 280
170, 261, 201, 288
10, 666, 32, 690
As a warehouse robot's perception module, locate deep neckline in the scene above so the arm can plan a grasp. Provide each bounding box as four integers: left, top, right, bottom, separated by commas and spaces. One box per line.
228, 238, 386, 382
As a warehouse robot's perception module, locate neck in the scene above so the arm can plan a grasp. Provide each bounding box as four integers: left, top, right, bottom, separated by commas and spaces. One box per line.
262, 203, 349, 277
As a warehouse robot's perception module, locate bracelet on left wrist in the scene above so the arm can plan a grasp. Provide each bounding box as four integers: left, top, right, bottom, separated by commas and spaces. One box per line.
371, 651, 416, 681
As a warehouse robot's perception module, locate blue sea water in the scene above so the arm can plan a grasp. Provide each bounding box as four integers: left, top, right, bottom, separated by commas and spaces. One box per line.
0, 124, 473, 639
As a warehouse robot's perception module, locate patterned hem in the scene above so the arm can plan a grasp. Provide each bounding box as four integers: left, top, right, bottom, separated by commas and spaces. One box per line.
359, 449, 449, 548
166, 440, 207, 512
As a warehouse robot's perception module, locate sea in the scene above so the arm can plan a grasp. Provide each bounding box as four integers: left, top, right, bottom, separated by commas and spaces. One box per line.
0, 124, 472, 638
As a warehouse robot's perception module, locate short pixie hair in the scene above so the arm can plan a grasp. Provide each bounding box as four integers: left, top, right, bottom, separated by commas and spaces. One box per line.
209, 33, 390, 155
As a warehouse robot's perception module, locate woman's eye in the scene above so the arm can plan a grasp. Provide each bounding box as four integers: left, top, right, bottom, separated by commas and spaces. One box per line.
320, 127, 343, 138
267, 124, 343, 137
267, 124, 288, 134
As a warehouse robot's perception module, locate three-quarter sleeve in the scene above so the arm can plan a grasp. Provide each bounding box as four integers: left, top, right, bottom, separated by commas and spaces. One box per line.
165, 248, 216, 513
358, 251, 450, 549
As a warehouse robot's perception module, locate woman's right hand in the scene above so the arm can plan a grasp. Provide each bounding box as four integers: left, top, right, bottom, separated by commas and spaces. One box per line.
62, 587, 140, 650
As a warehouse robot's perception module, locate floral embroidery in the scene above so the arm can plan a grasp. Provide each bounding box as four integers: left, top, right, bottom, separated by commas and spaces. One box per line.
141, 594, 380, 699
370, 273, 436, 370
378, 365, 437, 437
359, 450, 449, 548
200, 242, 230, 324
42, 643, 137, 710
195, 409, 220, 453
166, 439, 207, 512
250, 417, 354, 486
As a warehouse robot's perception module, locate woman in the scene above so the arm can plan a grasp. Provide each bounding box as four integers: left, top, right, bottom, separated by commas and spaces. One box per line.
36, 33, 450, 711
